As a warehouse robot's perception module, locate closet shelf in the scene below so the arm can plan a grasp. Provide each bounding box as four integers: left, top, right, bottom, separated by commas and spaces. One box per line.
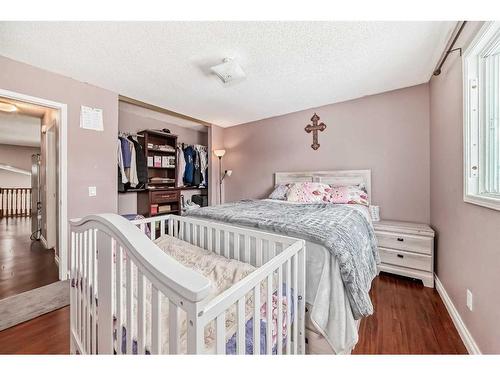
147, 148, 176, 154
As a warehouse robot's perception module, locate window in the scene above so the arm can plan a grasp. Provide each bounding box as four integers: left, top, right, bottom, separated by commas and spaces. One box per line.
464, 22, 500, 211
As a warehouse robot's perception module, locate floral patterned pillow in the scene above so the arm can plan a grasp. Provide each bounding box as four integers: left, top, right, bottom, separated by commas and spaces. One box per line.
285, 182, 332, 203
324, 184, 369, 206
268, 184, 291, 200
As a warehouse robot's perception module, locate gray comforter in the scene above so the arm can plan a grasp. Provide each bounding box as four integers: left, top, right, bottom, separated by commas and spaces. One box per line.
185, 200, 379, 319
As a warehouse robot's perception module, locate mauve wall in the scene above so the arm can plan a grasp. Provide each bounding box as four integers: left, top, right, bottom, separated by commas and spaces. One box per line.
0, 56, 119, 219
223, 83, 431, 223
0, 144, 40, 188
430, 21, 500, 353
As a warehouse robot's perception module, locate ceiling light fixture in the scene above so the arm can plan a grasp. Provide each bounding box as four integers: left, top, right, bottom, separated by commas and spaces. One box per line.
210, 58, 246, 84
0, 102, 17, 112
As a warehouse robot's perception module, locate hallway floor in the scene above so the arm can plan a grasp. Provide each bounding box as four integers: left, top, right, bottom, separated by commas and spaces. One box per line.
0, 217, 59, 300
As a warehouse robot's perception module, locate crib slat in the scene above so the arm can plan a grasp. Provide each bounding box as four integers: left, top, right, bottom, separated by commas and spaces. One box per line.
151, 286, 161, 354
193, 224, 198, 246
92, 229, 98, 354
168, 218, 173, 236
271, 242, 277, 260
78, 232, 83, 344
215, 229, 221, 255
207, 227, 213, 252
160, 219, 166, 237
116, 246, 123, 354
89, 229, 97, 354
244, 236, 250, 263
266, 274, 273, 354
256, 238, 263, 266
253, 285, 261, 355
234, 233, 240, 261
237, 297, 245, 354
285, 259, 292, 354
137, 271, 146, 354
186, 222, 191, 244
85, 230, 91, 353
200, 226, 205, 249
169, 301, 179, 354
140, 223, 145, 235
70, 231, 76, 345
292, 254, 298, 354
216, 313, 226, 354
277, 265, 283, 355
151, 223, 156, 240
173, 218, 178, 237
126, 258, 133, 354
224, 231, 229, 258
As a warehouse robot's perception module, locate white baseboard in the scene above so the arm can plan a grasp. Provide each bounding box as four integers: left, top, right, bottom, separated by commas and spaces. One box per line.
54, 250, 59, 266
40, 235, 48, 249
435, 275, 481, 354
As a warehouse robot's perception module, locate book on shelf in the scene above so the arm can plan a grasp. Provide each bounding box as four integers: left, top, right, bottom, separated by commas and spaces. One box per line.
158, 205, 171, 213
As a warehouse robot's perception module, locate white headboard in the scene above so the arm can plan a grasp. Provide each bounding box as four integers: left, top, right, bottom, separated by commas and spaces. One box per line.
274, 169, 372, 203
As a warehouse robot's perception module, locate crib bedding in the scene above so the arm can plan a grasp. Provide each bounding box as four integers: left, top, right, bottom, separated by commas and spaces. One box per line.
112, 234, 292, 354
184, 199, 378, 354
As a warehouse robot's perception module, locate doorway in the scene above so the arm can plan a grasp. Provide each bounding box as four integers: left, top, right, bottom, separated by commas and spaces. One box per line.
0, 89, 68, 300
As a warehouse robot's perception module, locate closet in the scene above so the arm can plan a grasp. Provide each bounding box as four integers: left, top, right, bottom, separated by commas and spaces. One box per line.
117, 100, 209, 217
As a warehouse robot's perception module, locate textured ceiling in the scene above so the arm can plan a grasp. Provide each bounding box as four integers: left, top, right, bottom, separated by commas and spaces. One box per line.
0, 22, 455, 127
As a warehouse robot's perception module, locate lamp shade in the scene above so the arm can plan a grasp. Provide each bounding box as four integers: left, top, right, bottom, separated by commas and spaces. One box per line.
214, 149, 226, 157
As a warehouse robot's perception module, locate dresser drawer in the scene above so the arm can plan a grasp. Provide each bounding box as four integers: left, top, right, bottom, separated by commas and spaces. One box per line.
379, 247, 432, 272
150, 190, 179, 203
376, 231, 432, 255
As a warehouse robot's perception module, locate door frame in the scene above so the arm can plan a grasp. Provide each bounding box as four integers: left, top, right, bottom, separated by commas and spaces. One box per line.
0, 88, 69, 280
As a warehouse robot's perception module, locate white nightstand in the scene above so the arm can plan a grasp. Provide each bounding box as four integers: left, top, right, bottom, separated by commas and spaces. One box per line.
373, 220, 435, 288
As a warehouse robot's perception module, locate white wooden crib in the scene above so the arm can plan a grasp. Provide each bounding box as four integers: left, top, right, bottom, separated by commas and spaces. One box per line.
69, 213, 306, 355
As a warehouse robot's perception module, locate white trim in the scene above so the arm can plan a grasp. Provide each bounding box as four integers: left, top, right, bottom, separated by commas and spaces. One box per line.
54, 250, 60, 266
463, 21, 500, 212
40, 234, 48, 250
0, 88, 69, 281
435, 275, 481, 355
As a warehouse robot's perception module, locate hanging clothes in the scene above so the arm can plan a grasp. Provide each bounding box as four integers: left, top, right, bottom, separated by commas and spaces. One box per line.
192, 147, 202, 187
129, 136, 147, 189
183, 145, 196, 185
119, 136, 132, 168
177, 144, 186, 187
194, 145, 208, 187
126, 138, 139, 188
117, 138, 128, 185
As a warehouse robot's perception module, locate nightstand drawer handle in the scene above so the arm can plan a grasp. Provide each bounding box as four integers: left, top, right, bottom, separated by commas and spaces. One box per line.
397, 254, 404, 258
397, 237, 404, 242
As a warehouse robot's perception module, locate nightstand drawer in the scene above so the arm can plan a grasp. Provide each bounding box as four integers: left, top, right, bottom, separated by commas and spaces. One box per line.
379, 247, 432, 272
151, 190, 179, 203
376, 231, 432, 255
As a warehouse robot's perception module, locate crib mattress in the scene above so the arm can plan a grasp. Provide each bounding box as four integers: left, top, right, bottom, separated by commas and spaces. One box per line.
112, 234, 293, 354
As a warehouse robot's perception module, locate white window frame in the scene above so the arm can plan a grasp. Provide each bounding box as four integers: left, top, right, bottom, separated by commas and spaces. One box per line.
463, 21, 500, 211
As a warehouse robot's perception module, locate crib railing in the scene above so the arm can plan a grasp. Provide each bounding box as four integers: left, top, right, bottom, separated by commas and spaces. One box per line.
69, 213, 306, 355
0, 187, 32, 218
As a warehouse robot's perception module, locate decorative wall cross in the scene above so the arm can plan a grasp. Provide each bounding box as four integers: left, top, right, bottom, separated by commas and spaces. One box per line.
304, 113, 327, 150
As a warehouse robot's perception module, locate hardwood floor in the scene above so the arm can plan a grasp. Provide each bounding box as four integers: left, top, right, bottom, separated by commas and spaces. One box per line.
0, 306, 69, 354
0, 217, 59, 300
352, 273, 467, 354
0, 274, 467, 355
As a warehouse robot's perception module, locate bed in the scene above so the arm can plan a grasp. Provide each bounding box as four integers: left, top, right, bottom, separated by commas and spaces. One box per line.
183, 170, 379, 354
69, 213, 306, 355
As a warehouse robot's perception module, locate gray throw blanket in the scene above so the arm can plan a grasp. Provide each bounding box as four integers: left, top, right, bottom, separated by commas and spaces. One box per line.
185, 200, 379, 319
